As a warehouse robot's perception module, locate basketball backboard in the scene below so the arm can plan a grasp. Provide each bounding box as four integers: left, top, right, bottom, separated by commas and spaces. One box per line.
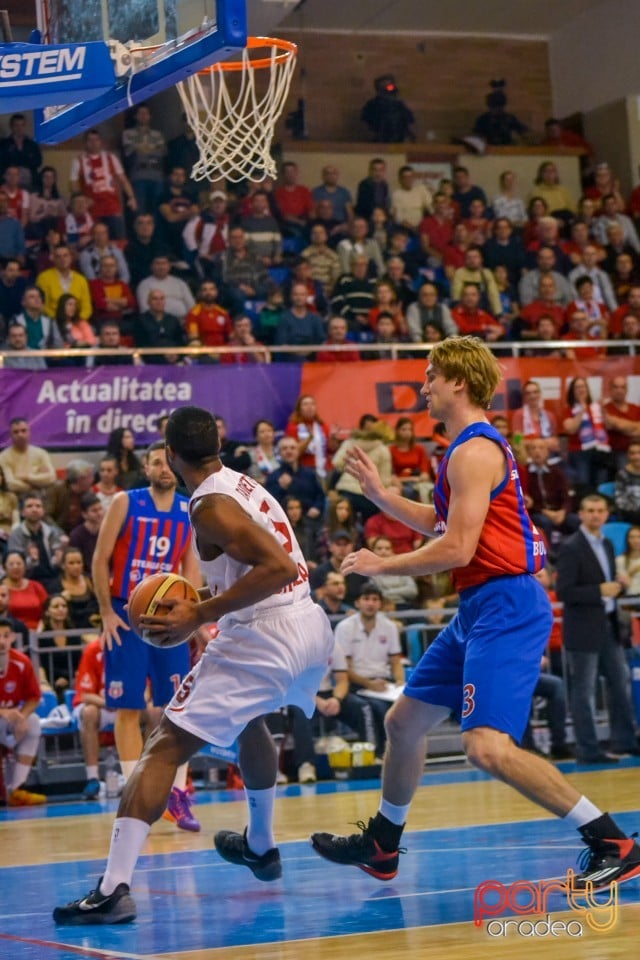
33, 0, 247, 143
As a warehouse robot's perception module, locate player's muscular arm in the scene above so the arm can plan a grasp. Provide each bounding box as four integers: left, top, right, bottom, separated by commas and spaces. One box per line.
92, 492, 130, 647
345, 444, 437, 536
342, 438, 500, 578
191, 495, 298, 623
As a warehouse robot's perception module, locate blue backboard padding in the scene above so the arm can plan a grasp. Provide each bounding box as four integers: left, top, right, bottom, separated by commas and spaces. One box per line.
0, 41, 116, 111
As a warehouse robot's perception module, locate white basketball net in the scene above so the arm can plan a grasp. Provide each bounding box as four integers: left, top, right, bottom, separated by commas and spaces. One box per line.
176, 39, 297, 183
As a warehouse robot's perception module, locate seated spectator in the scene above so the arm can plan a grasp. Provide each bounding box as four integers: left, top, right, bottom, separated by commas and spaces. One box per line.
615, 524, 640, 595
302, 223, 341, 295
0, 114, 42, 190
265, 436, 325, 540
93, 321, 135, 366
78, 221, 130, 282
157, 165, 199, 262
334, 580, 405, 756
369, 535, 419, 611
184, 280, 232, 353
282, 256, 327, 315
419, 191, 455, 263
68, 494, 104, 575
0, 417, 56, 496
609, 283, 640, 336
1, 550, 48, 630
1, 164, 30, 227
7, 492, 64, 592
492, 170, 526, 227
482, 216, 525, 285
601, 221, 637, 277
565, 219, 604, 267
337, 215, 384, 278
369, 312, 406, 357
452, 165, 487, 219
330, 253, 377, 335
125, 213, 171, 288
390, 165, 432, 231
521, 655, 572, 760
561, 308, 606, 360
312, 164, 353, 225
517, 273, 567, 338
443, 223, 472, 277
285, 394, 338, 482
0, 582, 28, 647
355, 158, 390, 221
240, 190, 282, 266
524, 438, 579, 558
89, 255, 137, 335
528, 161, 576, 224
493, 264, 519, 333
312, 637, 375, 746
214, 415, 252, 473
30, 225, 62, 276
136, 254, 195, 322
56, 293, 98, 361
13, 284, 64, 360
45, 459, 95, 536
71, 637, 116, 800
274, 160, 314, 237
92, 455, 121, 508
406, 281, 456, 343
258, 283, 285, 346
0, 615, 45, 806
389, 416, 433, 503
565, 276, 610, 333
275, 281, 325, 359
214, 225, 270, 313
364, 507, 423, 554
2, 321, 47, 370
283, 495, 320, 567
105, 427, 146, 490
310, 530, 367, 607
58, 545, 100, 629
614, 441, 640, 525
248, 418, 280, 483
0, 257, 28, 335
219, 314, 270, 364
36, 244, 93, 322
451, 245, 502, 317
463, 197, 493, 246
519, 246, 575, 308
310, 197, 348, 247
314, 570, 353, 617
367, 278, 406, 336
135, 289, 186, 364
69, 128, 136, 241
511, 380, 561, 459
602, 376, 640, 470
383, 254, 419, 310
593, 193, 640, 252
64, 193, 94, 252
37, 593, 82, 696
522, 314, 564, 358
563, 376, 613, 492
332, 418, 393, 522
0, 466, 19, 562
522, 195, 550, 248
121, 103, 166, 214
316, 315, 361, 363
609, 251, 640, 304
319, 497, 362, 562
451, 282, 503, 340
0, 192, 26, 262
568, 246, 617, 312
524, 215, 572, 274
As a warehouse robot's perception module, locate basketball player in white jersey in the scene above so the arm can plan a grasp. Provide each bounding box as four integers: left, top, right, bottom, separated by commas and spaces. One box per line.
54, 405, 334, 926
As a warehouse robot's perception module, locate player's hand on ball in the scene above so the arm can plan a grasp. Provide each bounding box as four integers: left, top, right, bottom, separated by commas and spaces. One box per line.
139, 597, 200, 646
340, 548, 383, 577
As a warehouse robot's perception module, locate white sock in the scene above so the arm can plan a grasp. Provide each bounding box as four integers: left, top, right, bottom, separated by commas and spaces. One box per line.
100, 817, 150, 894
10, 762, 32, 792
563, 795, 603, 830
379, 797, 411, 826
173, 763, 188, 791
245, 786, 276, 856
120, 760, 138, 782
86, 765, 98, 781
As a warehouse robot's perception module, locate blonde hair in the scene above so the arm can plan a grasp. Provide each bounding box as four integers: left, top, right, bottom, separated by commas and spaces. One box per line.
429, 336, 502, 409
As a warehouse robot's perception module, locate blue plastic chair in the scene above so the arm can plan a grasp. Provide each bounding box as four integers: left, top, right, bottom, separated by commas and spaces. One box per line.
35, 691, 58, 719
602, 521, 632, 557
597, 481, 616, 500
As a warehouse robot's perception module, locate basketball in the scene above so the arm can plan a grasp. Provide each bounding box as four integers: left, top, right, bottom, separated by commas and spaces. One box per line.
127, 573, 200, 647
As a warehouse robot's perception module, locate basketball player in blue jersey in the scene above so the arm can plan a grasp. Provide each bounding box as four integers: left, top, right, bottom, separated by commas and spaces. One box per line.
92, 441, 202, 832
54, 407, 333, 925
311, 336, 640, 892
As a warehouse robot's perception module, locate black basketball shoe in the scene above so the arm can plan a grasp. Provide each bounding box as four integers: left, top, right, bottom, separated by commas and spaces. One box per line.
53, 879, 136, 925
310, 818, 403, 880
214, 828, 282, 881
575, 827, 640, 890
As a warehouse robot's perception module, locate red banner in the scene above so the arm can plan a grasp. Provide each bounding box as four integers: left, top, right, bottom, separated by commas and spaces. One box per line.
300, 356, 640, 437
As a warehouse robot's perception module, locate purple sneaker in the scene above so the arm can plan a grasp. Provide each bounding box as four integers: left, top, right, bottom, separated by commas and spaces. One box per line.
162, 787, 201, 832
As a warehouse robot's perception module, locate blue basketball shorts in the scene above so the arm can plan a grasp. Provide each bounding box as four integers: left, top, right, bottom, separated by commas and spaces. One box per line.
404, 574, 553, 743
104, 597, 191, 710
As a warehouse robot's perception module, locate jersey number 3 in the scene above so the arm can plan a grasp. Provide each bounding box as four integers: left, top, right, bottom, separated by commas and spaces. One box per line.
260, 499, 293, 554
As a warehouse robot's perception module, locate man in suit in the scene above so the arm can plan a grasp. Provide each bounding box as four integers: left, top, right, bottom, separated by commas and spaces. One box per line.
556, 493, 639, 763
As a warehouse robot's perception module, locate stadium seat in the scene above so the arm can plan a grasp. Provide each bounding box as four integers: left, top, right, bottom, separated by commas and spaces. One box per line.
35, 691, 58, 719
602, 521, 632, 556
597, 481, 616, 500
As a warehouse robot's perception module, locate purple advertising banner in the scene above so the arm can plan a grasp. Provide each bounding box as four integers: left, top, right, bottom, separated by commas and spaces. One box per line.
0, 364, 304, 448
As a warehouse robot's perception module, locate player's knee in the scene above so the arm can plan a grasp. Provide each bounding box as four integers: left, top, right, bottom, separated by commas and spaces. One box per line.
463, 729, 508, 775
83, 704, 99, 727
384, 704, 405, 744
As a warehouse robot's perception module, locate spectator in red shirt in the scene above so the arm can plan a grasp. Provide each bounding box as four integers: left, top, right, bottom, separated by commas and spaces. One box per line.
451, 283, 503, 340
517, 273, 567, 338
218, 314, 270, 365
70, 129, 136, 241
89, 254, 137, 331
316, 315, 361, 363
0, 615, 45, 805
609, 284, 640, 335
285, 394, 338, 481
1, 550, 48, 630
603, 376, 640, 469
364, 509, 423, 554
443, 222, 471, 277
561, 308, 606, 359
389, 417, 433, 503
185, 280, 232, 352
71, 637, 116, 800
275, 161, 314, 238
419, 191, 455, 262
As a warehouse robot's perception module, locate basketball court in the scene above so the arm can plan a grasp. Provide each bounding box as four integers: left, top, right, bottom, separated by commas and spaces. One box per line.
1, 759, 639, 959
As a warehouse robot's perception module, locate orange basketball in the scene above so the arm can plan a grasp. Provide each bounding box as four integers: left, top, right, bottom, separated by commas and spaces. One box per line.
127, 573, 200, 647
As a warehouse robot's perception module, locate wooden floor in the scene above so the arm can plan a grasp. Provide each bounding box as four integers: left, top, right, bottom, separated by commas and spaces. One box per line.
1, 760, 639, 960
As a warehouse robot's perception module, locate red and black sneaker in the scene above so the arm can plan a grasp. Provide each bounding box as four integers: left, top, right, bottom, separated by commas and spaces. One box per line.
575, 829, 640, 890
310, 818, 403, 880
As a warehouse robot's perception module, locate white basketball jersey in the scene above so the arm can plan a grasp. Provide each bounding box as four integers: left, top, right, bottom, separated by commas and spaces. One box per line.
189, 466, 311, 619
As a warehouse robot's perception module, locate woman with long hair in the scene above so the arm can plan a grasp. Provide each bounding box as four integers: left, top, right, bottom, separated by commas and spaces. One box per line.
59, 546, 100, 630
563, 376, 612, 491
56, 294, 97, 354
105, 427, 145, 489
530, 161, 576, 224
317, 496, 362, 562
522, 195, 549, 248
37, 593, 81, 699
285, 395, 339, 484
389, 417, 433, 503
0, 465, 19, 562
492, 170, 526, 227
367, 279, 406, 337
2, 550, 48, 630
248, 419, 280, 483
28, 165, 66, 239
